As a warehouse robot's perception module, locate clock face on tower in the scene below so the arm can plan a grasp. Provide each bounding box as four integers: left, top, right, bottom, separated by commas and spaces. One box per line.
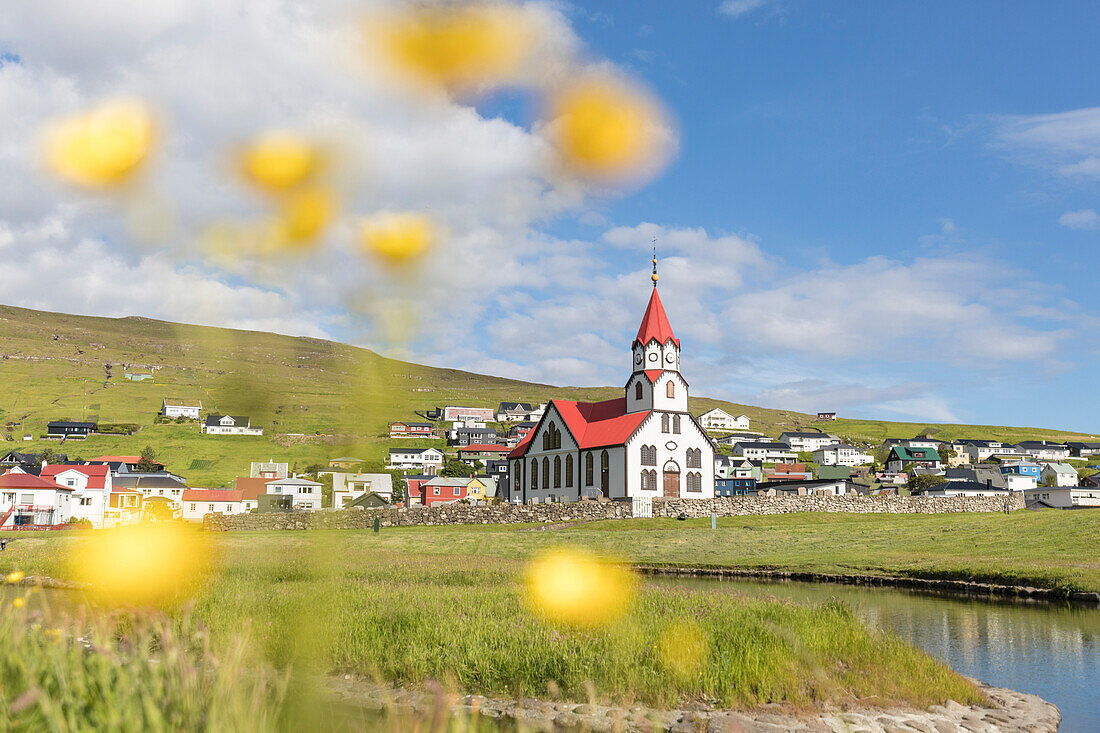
665, 353, 675, 364
648, 352, 658, 362
635, 352, 642, 364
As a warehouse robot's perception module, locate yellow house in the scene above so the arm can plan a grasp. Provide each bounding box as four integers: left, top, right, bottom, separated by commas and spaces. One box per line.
464, 477, 498, 504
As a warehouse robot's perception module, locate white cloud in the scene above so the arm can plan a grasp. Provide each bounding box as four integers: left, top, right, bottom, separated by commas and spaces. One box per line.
994, 107, 1100, 178
718, 0, 774, 20
1058, 208, 1100, 230
751, 379, 960, 423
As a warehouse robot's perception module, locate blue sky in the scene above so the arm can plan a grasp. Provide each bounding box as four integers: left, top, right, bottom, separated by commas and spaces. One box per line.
0, 1, 1098, 433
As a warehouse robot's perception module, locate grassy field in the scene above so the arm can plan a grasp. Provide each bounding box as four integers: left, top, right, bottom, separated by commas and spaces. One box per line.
0, 304, 1095, 485
0, 524, 987, 727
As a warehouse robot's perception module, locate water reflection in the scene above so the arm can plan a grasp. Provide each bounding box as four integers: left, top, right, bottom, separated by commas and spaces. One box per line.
654, 576, 1100, 732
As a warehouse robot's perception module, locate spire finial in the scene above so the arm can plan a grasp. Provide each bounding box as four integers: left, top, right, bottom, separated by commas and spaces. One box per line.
651, 239, 658, 286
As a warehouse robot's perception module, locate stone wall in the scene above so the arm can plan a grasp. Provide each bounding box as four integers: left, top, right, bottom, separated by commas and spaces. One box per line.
651, 493, 1026, 518
203, 493, 1025, 531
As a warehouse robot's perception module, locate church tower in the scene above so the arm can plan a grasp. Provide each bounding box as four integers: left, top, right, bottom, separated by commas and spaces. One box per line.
626, 254, 688, 414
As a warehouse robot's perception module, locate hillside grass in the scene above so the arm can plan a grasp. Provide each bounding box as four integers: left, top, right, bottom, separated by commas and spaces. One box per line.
0, 304, 1094, 485
0, 527, 984, 716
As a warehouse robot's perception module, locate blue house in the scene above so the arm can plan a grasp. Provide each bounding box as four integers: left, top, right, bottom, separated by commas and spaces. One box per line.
716, 477, 757, 496
1000, 461, 1040, 479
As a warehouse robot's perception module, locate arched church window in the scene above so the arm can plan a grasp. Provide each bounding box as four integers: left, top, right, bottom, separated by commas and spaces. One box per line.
661, 413, 670, 433
542, 457, 550, 488
635, 382, 642, 400
565, 454, 574, 487
554, 425, 561, 449
553, 456, 562, 488
673, 414, 681, 434
585, 452, 593, 486
600, 450, 610, 492
531, 459, 538, 490
667, 381, 675, 399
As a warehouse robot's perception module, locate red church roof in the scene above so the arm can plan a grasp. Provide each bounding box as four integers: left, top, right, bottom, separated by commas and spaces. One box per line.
634, 288, 679, 348
508, 398, 649, 459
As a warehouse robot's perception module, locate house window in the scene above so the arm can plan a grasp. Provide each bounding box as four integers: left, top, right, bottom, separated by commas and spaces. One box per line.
565, 454, 574, 488
20, 494, 32, 505
208, 504, 215, 511
453, 487, 460, 496
190, 503, 196, 511
667, 381, 675, 399
635, 382, 643, 400
661, 413, 670, 433
673, 415, 681, 434
531, 458, 539, 490
433, 488, 440, 495
553, 456, 562, 488
585, 452, 593, 486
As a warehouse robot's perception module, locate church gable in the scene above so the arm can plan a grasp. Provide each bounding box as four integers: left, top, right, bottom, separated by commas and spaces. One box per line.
529, 403, 578, 454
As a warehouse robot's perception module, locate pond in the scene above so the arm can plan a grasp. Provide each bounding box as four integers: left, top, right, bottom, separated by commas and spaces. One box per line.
654, 575, 1100, 732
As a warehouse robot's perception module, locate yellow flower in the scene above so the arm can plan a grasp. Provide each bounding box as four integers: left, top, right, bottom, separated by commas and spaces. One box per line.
273, 187, 337, 246
12, 597, 25, 609
68, 523, 211, 608
367, 4, 529, 93
5, 571, 24, 584
359, 212, 434, 265
545, 77, 673, 183
43, 99, 155, 188
524, 548, 635, 628
240, 132, 321, 191
658, 621, 709, 679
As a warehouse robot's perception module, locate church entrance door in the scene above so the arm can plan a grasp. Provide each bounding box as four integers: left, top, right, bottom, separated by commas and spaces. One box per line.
662, 461, 680, 498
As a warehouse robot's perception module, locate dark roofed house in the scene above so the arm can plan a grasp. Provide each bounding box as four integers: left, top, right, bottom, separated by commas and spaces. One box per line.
1066, 442, 1100, 458
201, 415, 263, 436
885, 446, 941, 473
46, 421, 97, 438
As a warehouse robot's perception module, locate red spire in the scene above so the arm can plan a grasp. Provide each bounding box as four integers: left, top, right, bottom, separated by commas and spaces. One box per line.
634, 287, 679, 348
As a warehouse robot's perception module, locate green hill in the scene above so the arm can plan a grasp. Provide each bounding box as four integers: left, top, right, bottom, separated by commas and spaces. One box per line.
0, 304, 1092, 485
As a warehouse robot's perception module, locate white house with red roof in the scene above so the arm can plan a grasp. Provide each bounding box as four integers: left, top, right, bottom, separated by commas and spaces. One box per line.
40, 464, 113, 527
180, 488, 245, 521
508, 261, 715, 503
0, 471, 74, 528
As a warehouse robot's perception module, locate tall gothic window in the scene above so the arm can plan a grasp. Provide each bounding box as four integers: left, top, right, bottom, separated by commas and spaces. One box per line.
600, 450, 610, 490
667, 380, 675, 398
542, 426, 550, 450
635, 382, 642, 400
641, 445, 656, 466
686, 448, 701, 468
531, 458, 538, 490
673, 414, 681, 434
640, 470, 651, 490
553, 456, 562, 488
661, 413, 670, 433
565, 454, 574, 487
542, 457, 550, 488
585, 452, 593, 485
686, 472, 702, 492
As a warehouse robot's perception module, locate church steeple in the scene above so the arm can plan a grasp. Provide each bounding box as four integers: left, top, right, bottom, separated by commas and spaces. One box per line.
627, 255, 686, 413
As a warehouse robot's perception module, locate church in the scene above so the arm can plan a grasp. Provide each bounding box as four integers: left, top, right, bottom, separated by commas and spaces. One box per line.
508, 259, 716, 502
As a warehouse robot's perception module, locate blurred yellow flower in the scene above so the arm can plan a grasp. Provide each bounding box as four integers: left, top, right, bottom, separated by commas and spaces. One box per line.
524, 548, 635, 628
5, 571, 24, 584
12, 597, 25, 609
68, 523, 211, 607
274, 188, 337, 246
359, 212, 434, 264
240, 132, 321, 191
546, 78, 672, 183
43, 99, 155, 188
368, 4, 529, 92
658, 621, 708, 679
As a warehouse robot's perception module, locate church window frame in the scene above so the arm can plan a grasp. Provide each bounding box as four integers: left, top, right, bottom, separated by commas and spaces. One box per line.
553, 455, 562, 488
542, 457, 550, 489
635, 381, 643, 400
565, 454, 574, 487
673, 414, 681, 434
530, 458, 538, 491
667, 381, 675, 399
585, 452, 594, 486
661, 413, 670, 433
600, 450, 610, 493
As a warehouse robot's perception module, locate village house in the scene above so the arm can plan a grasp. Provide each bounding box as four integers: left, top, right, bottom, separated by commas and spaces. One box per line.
264, 476, 323, 510
327, 457, 363, 470
884, 446, 941, 473
201, 415, 263, 436
1024, 486, 1100, 509
387, 447, 444, 474
232, 477, 274, 513
958, 440, 1021, 463
917, 480, 1011, 498
89, 455, 166, 472
484, 460, 510, 499
762, 478, 853, 496
104, 488, 142, 527
1015, 441, 1070, 462
332, 473, 394, 508
41, 464, 112, 527
1040, 462, 1078, 487
731, 441, 798, 463
813, 443, 873, 467
112, 473, 189, 507
715, 477, 757, 496
442, 406, 495, 423
251, 460, 289, 479
716, 432, 770, 446
124, 370, 154, 381
697, 408, 750, 433
495, 402, 547, 422
508, 265, 716, 503
779, 432, 840, 452
161, 398, 202, 420
181, 489, 244, 521
816, 412, 837, 421
448, 427, 499, 446
389, 421, 434, 438
457, 444, 511, 464
46, 421, 97, 438
0, 471, 73, 528
403, 474, 434, 505
945, 466, 1007, 489
999, 461, 1040, 490
767, 463, 813, 481
1065, 441, 1100, 459
419, 476, 487, 506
